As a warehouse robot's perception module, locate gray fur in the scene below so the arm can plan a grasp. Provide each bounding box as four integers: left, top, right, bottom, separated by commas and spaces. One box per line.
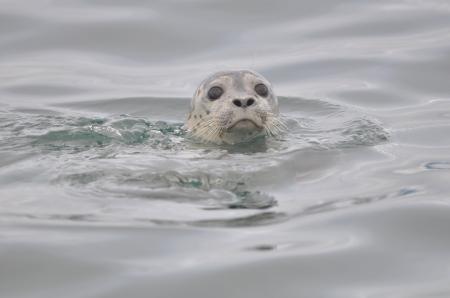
186, 70, 282, 144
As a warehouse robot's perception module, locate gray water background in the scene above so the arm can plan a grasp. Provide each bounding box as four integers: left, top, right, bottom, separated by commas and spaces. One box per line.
1, 0, 450, 297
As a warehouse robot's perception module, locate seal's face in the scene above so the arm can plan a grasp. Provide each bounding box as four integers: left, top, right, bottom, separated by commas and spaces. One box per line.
186, 70, 282, 144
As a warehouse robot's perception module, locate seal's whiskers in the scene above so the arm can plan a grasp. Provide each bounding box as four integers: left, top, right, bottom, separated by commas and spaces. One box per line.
194, 117, 224, 143
264, 112, 287, 137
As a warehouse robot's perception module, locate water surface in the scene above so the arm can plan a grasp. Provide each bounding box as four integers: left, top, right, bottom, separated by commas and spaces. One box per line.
1, 1, 450, 297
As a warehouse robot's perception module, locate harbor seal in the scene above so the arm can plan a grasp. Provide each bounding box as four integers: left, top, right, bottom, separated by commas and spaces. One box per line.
186, 70, 284, 144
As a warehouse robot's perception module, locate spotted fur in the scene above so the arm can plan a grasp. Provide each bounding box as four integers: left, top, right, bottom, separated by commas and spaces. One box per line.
186, 70, 285, 144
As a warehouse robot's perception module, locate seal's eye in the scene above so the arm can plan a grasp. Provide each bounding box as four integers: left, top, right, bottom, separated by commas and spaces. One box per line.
255, 83, 269, 97
207, 86, 223, 101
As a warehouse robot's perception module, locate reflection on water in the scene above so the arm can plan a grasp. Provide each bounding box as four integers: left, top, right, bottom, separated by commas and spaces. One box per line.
1, 0, 450, 297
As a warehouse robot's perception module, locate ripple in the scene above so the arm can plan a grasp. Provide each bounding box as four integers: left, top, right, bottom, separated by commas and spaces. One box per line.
299, 187, 420, 217
58, 170, 277, 210
0, 98, 389, 226
150, 211, 288, 228
0, 111, 187, 152
424, 161, 450, 170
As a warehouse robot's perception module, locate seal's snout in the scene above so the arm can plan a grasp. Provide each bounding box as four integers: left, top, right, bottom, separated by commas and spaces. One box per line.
232, 98, 256, 108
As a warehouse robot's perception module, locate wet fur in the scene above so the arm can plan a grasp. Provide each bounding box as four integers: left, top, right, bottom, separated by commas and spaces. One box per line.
186, 70, 286, 144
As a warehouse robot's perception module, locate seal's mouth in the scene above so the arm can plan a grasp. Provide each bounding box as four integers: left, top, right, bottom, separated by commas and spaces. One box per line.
227, 119, 262, 131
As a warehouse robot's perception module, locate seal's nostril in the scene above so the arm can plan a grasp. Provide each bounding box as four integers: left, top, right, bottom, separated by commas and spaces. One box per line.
233, 98, 255, 108
233, 99, 242, 107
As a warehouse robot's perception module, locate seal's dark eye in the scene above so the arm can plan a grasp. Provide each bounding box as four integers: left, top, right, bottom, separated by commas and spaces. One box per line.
255, 83, 269, 97
207, 86, 223, 101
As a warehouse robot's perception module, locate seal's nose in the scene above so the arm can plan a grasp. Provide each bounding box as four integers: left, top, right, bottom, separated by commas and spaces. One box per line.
232, 98, 255, 108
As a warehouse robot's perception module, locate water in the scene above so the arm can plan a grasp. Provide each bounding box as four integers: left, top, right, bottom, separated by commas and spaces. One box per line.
1, 1, 450, 297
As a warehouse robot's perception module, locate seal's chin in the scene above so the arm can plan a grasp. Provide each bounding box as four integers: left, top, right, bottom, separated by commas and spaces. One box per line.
227, 119, 262, 132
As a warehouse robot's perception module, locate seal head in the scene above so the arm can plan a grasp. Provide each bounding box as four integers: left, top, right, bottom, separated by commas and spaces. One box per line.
186, 70, 282, 144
